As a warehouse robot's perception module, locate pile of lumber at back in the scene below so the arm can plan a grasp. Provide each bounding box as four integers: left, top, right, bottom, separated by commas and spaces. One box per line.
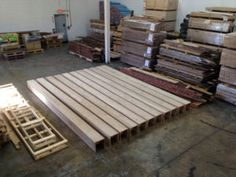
187, 11, 236, 46
144, 0, 179, 32
156, 39, 221, 100
69, 33, 104, 62
121, 16, 167, 69
216, 32, 236, 105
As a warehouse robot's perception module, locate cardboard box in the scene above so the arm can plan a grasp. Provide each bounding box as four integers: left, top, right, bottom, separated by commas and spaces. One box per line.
162, 21, 176, 32
189, 17, 232, 33
220, 49, 236, 68
187, 29, 225, 46
223, 32, 236, 49
219, 66, 236, 86
145, 10, 177, 21
122, 40, 158, 58
145, 0, 179, 10
122, 28, 167, 46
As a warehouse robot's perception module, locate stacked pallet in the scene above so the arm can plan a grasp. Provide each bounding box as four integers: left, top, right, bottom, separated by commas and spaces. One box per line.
69, 34, 104, 62
112, 24, 123, 53
41, 33, 63, 49
156, 40, 221, 99
187, 11, 236, 46
0, 84, 68, 160
216, 32, 236, 105
22, 31, 44, 54
99, 1, 131, 25
28, 65, 190, 152
121, 16, 167, 68
0, 33, 26, 60
144, 0, 179, 32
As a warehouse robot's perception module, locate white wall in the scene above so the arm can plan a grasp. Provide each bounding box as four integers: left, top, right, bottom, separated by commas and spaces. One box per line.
0, 0, 100, 40
115, 0, 236, 31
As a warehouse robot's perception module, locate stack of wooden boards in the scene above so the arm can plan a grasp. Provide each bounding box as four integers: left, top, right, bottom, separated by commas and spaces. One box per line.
121, 16, 167, 68
144, 0, 178, 32
90, 19, 117, 34
156, 39, 221, 101
216, 32, 236, 105
41, 33, 63, 49
27, 66, 190, 152
0, 84, 68, 160
69, 33, 104, 62
99, 1, 131, 25
113, 24, 123, 53
187, 10, 236, 47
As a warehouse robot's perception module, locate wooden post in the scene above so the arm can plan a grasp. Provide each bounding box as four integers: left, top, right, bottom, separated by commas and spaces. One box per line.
104, 0, 111, 64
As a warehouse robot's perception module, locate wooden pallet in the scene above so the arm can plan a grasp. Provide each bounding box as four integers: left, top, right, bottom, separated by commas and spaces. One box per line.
27, 48, 44, 55
0, 84, 68, 160
2, 50, 25, 60
27, 66, 190, 152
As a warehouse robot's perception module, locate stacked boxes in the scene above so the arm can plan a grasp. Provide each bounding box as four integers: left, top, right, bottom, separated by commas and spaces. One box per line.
144, 0, 179, 32
121, 17, 167, 68
187, 11, 236, 46
216, 32, 236, 105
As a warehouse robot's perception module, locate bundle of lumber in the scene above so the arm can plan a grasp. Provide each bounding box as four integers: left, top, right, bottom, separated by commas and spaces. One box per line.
144, 0, 179, 32
41, 33, 63, 49
0, 84, 68, 160
99, 1, 131, 25
121, 16, 167, 69
69, 33, 104, 62
156, 40, 221, 97
207, 7, 236, 15
28, 66, 190, 152
90, 19, 117, 34
187, 10, 236, 47
216, 32, 236, 105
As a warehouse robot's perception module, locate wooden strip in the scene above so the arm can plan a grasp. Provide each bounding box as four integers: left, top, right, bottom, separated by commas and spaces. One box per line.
99, 66, 190, 105
71, 71, 153, 122
46, 76, 129, 138
36, 78, 119, 145
83, 69, 170, 114
27, 80, 105, 152
63, 73, 146, 126
54, 75, 138, 131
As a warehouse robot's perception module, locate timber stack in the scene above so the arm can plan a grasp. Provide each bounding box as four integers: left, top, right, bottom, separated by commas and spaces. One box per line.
156, 39, 221, 101
121, 16, 167, 69
216, 32, 236, 105
144, 0, 179, 32
41, 33, 63, 49
69, 33, 104, 62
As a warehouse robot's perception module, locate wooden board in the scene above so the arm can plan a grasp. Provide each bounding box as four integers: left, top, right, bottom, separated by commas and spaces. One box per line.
28, 66, 190, 152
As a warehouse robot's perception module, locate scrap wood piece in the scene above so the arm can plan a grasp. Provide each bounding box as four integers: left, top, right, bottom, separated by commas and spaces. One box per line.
120, 68, 204, 103
0, 84, 68, 160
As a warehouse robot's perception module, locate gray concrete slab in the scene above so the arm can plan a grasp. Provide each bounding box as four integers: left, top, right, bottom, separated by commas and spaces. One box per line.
0, 46, 235, 177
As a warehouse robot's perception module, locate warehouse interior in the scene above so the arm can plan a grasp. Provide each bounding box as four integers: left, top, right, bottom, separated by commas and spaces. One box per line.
0, 1, 236, 177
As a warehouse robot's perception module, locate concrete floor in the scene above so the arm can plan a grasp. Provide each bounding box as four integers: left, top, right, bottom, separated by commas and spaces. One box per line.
0, 46, 235, 177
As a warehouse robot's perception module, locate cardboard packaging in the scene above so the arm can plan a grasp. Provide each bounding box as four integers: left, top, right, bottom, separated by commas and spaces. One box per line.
145, 10, 177, 21
145, 0, 179, 10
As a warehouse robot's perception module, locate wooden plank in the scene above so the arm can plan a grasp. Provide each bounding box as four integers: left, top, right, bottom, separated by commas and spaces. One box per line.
80, 69, 163, 117
36, 78, 119, 145
27, 80, 105, 152
87, 68, 175, 112
98, 66, 190, 106
54, 75, 138, 131
46, 76, 129, 138
63, 73, 147, 128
